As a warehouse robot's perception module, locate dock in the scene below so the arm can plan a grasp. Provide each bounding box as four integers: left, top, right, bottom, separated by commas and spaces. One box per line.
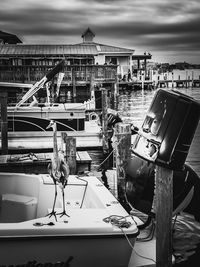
0, 151, 92, 174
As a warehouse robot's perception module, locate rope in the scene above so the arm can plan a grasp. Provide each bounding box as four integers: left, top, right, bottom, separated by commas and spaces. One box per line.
103, 214, 156, 265
97, 149, 114, 170
103, 215, 132, 228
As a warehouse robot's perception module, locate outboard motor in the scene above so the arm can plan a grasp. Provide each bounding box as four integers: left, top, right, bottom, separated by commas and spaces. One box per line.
126, 89, 200, 222
132, 89, 200, 170
125, 156, 200, 222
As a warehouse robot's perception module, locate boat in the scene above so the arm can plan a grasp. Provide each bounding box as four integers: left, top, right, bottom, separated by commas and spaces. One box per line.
3, 103, 102, 151
0, 172, 139, 266
0, 60, 102, 152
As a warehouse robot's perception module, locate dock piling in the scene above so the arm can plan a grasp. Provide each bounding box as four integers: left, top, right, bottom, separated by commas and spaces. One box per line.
0, 91, 8, 155
114, 123, 131, 204
61, 133, 76, 174
101, 88, 109, 155
155, 166, 173, 267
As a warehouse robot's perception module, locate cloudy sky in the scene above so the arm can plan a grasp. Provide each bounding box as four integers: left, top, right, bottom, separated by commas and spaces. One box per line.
1, 0, 200, 64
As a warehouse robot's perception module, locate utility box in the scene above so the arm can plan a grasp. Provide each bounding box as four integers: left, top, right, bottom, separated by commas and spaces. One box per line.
132, 89, 200, 170
0, 194, 37, 222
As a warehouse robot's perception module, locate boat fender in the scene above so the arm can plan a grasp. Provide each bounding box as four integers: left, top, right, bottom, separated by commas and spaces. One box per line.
89, 112, 99, 121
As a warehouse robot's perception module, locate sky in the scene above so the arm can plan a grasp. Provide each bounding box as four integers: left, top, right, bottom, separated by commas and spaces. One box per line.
1, 0, 200, 64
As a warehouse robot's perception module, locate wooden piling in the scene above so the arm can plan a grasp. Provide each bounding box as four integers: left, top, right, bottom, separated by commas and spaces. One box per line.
90, 66, 96, 107
113, 82, 119, 110
61, 133, 76, 174
101, 88, 109, 155
185, 71, 188, 88
141, 71, 144, 92
0, 91, 8, 155
155, 165, 173, 267
172, 72, 174, 88
72, 67, 76, 103
114, 123, 131, 203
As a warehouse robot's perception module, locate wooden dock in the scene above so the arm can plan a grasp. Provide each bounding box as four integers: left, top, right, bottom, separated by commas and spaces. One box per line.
0, 151, 92, 174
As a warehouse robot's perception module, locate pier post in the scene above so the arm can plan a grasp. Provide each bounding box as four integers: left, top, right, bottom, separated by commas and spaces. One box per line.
101, 88, 109, 155
90, 66, 96, 108
61, 133, 76, 174
72, 67, 76, 103
192, 71, 194, 87
185, 71, 188, 88
0, 91, 8, 155
188, 76, 191, 88
114, 82, 119, 110
141, 71, 144, 92
172, 72, 174, 88
155, 165, 173, 267
114, 123, 131, 204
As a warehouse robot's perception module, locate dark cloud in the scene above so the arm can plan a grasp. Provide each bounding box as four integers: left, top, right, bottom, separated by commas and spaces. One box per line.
0, 0, 200, 63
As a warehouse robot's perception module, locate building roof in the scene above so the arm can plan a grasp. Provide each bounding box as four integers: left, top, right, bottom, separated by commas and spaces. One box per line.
0, 44, 98, 56
92, 42, 134, 54
0, 42, 134, 56
0, 30, 22, 44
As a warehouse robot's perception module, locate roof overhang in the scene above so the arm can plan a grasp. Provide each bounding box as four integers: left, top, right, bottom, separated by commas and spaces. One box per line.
98, 52, 134, 55
132, 54, 152, 60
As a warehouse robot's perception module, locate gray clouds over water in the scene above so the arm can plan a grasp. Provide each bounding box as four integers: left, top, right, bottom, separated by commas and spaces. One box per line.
1, 0, 200, 63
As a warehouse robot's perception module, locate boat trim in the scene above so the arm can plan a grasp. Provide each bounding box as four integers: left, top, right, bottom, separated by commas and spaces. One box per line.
0, 231, 139, 241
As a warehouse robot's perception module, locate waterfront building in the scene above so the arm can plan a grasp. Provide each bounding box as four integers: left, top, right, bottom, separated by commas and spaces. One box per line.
0, 28, 151, 103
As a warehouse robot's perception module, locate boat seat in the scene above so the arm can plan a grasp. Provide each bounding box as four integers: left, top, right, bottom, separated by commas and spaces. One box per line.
0, 193, 38, 223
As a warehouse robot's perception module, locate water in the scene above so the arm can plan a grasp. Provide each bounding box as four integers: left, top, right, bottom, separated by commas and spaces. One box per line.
90, 87, 200, 266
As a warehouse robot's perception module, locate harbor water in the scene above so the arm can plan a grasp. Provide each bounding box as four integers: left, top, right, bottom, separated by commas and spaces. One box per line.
89, 86, 200, 266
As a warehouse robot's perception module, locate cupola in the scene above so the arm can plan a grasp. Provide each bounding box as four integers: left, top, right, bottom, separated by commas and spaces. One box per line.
81, 28, 95, 43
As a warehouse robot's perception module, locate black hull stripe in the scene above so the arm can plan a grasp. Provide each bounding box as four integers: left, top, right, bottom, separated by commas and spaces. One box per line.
7, 117, 85, 131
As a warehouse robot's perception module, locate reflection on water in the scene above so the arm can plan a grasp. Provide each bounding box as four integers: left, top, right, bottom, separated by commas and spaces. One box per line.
117, 87, 200, 266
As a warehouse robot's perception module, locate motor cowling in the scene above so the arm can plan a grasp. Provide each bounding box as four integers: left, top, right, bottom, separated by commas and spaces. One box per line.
125, 156, 200, 221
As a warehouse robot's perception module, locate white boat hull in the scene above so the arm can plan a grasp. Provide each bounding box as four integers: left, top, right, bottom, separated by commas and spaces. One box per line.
1, 104, 102, 151
0, 173, 138, 266
0, 232, 135, 267
1, 121, 102, 151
